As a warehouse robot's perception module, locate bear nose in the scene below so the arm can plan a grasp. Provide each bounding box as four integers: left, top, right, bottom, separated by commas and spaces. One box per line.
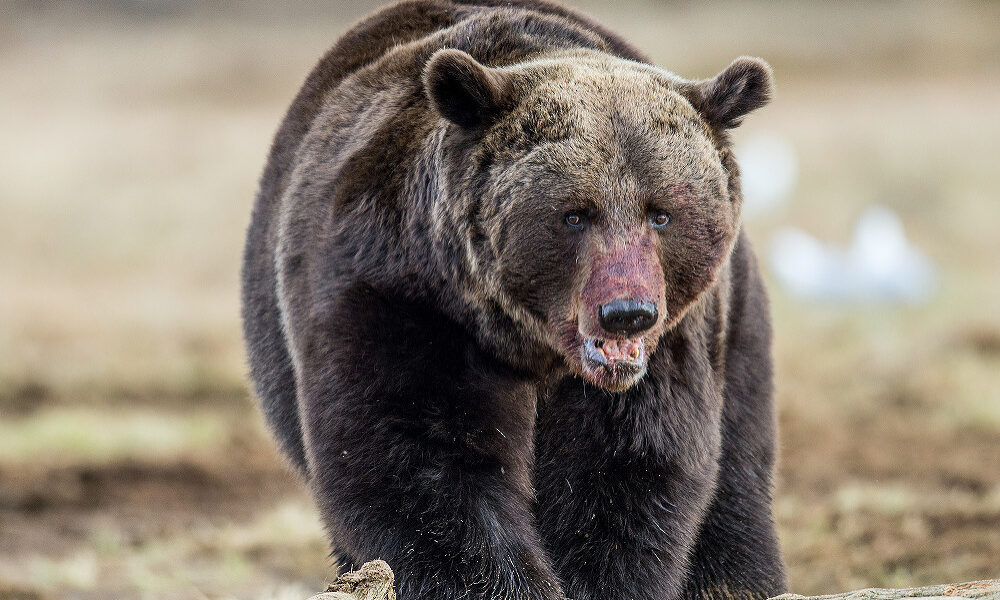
597, 299, 658, 337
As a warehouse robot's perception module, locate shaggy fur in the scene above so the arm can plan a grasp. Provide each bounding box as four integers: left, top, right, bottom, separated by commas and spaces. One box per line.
241, 1, 786, 599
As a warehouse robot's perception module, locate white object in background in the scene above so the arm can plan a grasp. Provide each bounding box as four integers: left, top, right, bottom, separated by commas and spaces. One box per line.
735, 132, 799, 216
769, 205, 936, 304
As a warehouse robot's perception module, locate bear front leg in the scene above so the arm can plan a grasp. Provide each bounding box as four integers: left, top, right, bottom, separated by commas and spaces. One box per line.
681, 246, 786, 600
534, 336, 725, 600
293, 288, 565, 600
678, 368, 786, 600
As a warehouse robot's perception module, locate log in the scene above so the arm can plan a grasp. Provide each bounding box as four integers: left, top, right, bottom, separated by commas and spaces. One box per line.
771, 580, 1000, 600
308, 561, 1000, 600
309, 560, 396, 600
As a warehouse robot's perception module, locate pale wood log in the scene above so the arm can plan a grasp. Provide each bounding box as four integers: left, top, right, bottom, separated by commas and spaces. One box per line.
308, 560, 1000, 600
308, 560, 395, 600
771, 579, 1000, 600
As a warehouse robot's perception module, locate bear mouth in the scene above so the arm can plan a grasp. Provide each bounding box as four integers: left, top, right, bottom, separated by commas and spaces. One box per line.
579, 337, 647, 391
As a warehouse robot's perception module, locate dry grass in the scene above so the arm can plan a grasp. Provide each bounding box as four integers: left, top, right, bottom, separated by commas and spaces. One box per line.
1, 1, 998, 598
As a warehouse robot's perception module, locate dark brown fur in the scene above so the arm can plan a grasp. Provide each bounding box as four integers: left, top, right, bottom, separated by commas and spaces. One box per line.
241, 2, 785, 599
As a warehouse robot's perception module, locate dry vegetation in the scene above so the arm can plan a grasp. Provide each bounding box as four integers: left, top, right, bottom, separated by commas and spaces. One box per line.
1, 1, 998, 599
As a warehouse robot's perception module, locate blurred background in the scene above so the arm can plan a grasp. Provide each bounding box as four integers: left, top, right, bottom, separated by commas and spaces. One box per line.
1, 1, 998, 598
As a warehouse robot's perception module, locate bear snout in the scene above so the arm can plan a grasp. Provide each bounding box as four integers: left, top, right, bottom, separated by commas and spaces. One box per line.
579, 239, 666, 339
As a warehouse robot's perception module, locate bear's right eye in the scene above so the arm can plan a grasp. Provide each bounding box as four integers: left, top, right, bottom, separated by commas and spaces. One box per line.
565, 211, 588, 230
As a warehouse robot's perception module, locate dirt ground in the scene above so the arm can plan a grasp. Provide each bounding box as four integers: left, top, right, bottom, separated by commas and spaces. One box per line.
1, 1, 998, 599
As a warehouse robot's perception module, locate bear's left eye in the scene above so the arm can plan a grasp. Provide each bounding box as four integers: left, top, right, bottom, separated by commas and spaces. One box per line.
565, 211, 589, 230
650, 211, 671, 229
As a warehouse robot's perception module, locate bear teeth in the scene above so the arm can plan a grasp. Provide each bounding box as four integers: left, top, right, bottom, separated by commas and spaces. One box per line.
586, 337, 640, 362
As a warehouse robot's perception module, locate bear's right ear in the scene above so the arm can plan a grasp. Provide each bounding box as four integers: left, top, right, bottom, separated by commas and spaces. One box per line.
423, 49, 516, 129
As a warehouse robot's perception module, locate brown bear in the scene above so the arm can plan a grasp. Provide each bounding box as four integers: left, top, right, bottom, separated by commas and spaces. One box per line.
241, 1, 785, 599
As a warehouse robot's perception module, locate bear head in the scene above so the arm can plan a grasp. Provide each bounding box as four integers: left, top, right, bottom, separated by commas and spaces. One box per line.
424, 48, 773, 392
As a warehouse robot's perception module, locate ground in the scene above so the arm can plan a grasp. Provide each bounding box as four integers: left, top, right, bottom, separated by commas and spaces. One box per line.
1, 1, 998, 599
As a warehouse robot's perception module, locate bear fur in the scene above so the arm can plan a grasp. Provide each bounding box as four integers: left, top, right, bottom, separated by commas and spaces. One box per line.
241, 1, 786, 599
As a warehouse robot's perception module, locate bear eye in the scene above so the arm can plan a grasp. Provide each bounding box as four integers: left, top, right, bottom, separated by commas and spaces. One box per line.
650, 211, 671, 229
565, 211, 588, 230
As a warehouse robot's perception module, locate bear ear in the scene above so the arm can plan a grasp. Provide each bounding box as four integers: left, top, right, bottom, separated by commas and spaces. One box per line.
687, 57, 774, 129
423, 48, 516, 129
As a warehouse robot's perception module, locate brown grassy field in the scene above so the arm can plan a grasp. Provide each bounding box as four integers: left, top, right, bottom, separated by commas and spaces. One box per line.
1, 2, 998, 599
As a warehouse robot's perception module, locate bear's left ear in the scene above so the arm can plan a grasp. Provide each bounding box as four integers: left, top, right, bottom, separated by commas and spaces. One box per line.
423, 48, 516, 129
685, 57, 774, 129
